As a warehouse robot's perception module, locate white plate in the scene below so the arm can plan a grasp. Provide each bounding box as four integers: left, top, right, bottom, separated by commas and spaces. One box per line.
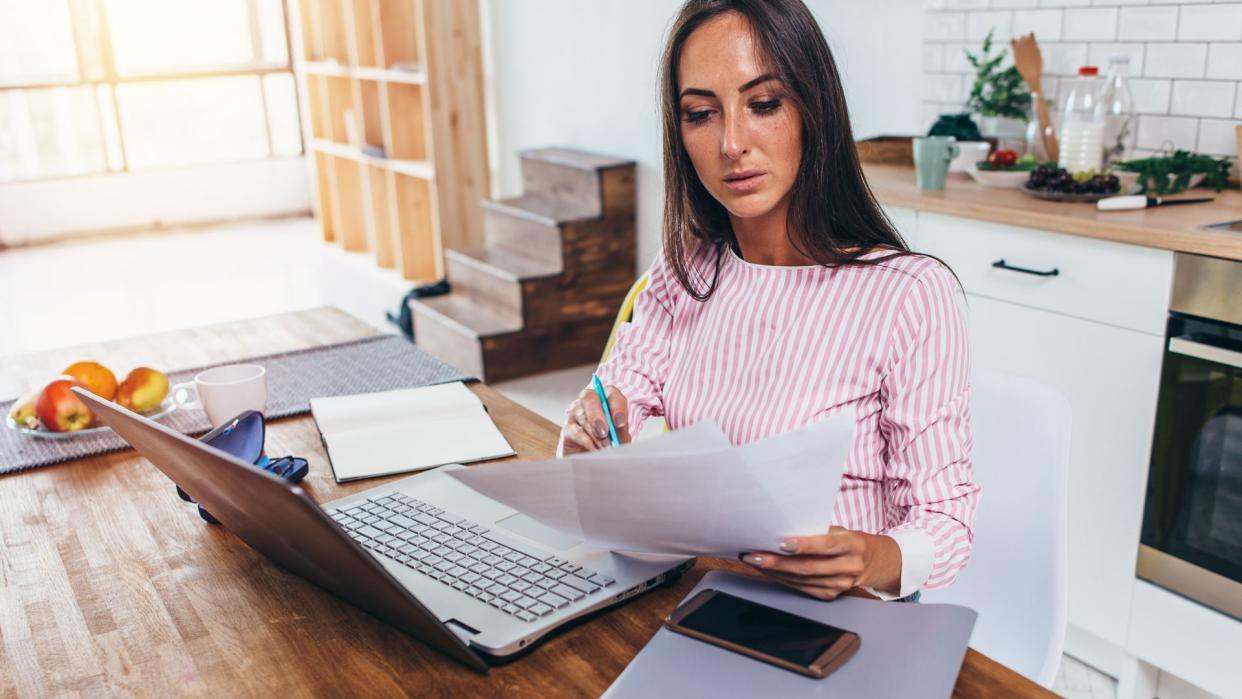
967, 166, 1031, 188
6, 396, 177, 440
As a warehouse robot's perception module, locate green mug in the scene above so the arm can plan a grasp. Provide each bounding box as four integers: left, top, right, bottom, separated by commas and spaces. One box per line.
913, 136, 960, 190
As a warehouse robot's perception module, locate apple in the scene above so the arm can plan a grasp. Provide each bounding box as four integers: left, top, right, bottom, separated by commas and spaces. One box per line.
36, 378, 95, 432
7, 388, 40, 428
63, 361, 118, 401
115, 367, 169, 413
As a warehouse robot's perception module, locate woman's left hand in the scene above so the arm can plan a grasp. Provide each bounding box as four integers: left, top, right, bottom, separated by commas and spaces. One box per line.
739, 526, 902, 601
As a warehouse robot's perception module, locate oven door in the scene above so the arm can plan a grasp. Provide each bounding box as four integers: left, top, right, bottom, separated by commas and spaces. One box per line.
1139, 314, 1242, 620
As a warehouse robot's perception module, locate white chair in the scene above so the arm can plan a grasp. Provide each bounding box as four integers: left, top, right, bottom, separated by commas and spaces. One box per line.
919, 368, 1071, 688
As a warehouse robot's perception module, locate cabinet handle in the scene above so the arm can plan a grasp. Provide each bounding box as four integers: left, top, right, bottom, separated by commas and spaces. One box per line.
992, 259, 1059, 277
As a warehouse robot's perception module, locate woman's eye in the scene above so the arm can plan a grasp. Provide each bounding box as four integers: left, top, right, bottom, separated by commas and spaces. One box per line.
684, 109, 712, 124
752, 99, 781, 114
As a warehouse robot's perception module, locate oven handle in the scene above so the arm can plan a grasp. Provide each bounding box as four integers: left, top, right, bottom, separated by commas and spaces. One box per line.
1168, 336, 1242, 369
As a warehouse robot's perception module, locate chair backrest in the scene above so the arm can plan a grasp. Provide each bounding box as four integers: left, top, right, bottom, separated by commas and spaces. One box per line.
600, 272, 650, 363
920, 368, 1071, 688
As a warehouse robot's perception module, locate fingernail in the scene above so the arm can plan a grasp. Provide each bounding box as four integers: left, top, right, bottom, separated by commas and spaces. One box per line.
779, 539, 800, 554
614, 412, 626, 427
742, 554, 764, 567
593, 421, 608, 439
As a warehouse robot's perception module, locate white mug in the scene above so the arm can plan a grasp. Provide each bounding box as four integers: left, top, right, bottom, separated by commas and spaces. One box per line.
172, 364, 268, 427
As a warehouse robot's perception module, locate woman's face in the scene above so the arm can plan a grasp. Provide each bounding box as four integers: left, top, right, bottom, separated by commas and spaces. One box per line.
676, 12, 802, 221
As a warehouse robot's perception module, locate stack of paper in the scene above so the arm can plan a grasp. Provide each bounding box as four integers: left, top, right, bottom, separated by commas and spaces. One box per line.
310, 381, 515, 483
446, 414, 855, 557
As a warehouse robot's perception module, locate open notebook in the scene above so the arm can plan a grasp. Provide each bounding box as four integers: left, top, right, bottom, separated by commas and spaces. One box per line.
309, 381, 515, 483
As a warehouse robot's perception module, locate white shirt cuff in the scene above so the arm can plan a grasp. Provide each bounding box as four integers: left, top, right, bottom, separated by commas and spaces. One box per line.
864, 527, 935, 600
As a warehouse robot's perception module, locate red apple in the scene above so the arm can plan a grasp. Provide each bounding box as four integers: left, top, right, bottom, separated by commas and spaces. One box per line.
36, 378, 95, 432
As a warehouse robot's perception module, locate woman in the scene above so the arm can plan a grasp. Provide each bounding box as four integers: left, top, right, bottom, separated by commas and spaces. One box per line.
560, 0, 977, 602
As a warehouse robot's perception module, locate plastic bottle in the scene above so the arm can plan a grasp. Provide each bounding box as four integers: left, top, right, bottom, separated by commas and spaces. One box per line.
1058, 66, 1105, 174
1099, 57, 1136, 168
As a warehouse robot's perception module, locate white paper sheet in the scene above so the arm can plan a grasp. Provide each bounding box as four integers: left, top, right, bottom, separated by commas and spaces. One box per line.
446, 414, 855, 557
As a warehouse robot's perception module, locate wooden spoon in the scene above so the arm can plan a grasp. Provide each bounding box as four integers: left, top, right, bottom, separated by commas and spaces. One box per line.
1011, 32, 1059, 162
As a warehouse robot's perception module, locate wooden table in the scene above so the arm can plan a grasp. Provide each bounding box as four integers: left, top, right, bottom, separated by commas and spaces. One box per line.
0, 307, 1054, 698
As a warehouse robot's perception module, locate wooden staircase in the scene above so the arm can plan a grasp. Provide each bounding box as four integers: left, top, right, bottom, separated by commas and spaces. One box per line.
410, 148, 637, 382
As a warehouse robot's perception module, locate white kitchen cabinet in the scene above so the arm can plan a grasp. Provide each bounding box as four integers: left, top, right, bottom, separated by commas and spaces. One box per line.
962, 294, 1164, 652
914, 214, 1173, 661
882, 205, 918, 249
916, 213, 1172, 336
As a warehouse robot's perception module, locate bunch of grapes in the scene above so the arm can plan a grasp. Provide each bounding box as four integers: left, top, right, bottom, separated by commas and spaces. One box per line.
1026, 165, 1120, 196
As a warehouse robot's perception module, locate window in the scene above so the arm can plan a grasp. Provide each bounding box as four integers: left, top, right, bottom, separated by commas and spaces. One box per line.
0, 0, 301, 183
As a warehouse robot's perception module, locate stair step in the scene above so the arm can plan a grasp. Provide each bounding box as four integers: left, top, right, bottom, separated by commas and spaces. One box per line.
520, 147, 635, 171
412, 293, 522, 339
444, 247, 560, 320
519, 149, 636, 219
481, 194, 598, 227
482, 206, 563, 267
446, 246, 561, 282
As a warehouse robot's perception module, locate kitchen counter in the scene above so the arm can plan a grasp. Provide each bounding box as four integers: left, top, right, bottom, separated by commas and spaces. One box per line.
864, 163, 1242, 262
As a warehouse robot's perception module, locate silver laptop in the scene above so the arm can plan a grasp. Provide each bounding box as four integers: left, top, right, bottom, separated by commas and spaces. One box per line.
76, 388, 693, 671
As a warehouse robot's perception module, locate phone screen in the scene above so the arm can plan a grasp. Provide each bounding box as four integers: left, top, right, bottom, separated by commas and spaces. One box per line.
676, 591, 851, 667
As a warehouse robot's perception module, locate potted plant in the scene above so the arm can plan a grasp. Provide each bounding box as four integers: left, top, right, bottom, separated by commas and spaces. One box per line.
964, 29, 1031, 140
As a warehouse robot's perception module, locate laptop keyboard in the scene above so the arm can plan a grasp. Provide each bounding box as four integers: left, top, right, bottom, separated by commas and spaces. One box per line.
327, 493, 615, 623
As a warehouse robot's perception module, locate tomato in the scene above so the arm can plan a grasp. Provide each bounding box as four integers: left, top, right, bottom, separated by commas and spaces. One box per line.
987, 149, 1018, 168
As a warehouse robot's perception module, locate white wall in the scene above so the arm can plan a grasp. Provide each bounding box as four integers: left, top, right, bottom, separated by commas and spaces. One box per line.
484, 0, 925, 269
0, 157, 311, 245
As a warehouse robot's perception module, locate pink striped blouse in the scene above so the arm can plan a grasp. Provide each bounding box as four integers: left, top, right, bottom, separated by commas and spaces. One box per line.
595, 243, 978, 591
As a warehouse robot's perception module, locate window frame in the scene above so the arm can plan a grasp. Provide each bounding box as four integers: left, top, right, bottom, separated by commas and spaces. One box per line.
0, 0, 303, 184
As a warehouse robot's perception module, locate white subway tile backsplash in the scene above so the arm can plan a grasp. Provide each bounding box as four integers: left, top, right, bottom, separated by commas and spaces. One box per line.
940, 43, 970, 72
1013, 9, 1063, 41
1206, 43, 1242, 79
1063, 8, 1118, 40
1197, 118, 1242, 155
923, 73, 967, 102
966, 11, 1013, 40
926, 12, 966, 41
1171, 80, 1237, 116
1177, 4, 1242, 41
1137, 114, 1200, 150
1130, 78, 1172, 113
1117, 6, 1178, 41
1088, 43, 1145, 74
922, 3, 1242, 151
1043, 42, 1091, 75
1144, 43, 1208, 78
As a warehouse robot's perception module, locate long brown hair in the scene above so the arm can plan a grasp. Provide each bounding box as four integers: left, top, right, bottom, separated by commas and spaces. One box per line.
660, 0, 925, 300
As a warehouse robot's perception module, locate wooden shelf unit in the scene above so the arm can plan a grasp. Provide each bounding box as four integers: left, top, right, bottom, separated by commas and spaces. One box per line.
291, 0, 489, 283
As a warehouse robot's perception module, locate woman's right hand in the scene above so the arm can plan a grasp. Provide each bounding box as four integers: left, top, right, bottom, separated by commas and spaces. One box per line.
559, 384, 631, 455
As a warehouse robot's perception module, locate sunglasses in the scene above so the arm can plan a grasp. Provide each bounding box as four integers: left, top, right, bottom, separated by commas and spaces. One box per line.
175, 410, 309, 524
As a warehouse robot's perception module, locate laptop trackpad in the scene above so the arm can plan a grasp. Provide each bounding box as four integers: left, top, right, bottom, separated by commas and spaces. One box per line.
495, 513, 582, 551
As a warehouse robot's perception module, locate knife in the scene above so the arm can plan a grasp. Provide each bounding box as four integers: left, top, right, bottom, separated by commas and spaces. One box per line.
1097, 195, 1215, 211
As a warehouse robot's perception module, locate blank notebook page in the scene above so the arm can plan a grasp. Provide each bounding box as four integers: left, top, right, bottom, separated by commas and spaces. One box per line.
310, 381, 515, 482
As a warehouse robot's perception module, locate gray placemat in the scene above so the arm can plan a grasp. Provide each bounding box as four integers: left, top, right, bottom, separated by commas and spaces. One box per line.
0, 334, 474, 475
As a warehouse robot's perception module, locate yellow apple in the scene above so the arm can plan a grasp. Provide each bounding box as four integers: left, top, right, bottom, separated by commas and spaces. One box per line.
115, 367, 169, 413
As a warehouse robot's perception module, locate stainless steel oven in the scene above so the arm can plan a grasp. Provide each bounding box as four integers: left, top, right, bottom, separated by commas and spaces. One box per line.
1139, 252, 1242, 620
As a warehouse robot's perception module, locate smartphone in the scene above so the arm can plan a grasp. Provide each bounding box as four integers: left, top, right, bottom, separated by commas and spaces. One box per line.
664, 589, 860, 679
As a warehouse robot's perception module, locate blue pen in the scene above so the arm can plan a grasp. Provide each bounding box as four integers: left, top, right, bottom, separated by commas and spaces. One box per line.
591, 373, 621, 447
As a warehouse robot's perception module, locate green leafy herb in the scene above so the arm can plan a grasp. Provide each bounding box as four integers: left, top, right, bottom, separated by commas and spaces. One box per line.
1116, 150, 1234, 194
964, 30, 1031, 122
